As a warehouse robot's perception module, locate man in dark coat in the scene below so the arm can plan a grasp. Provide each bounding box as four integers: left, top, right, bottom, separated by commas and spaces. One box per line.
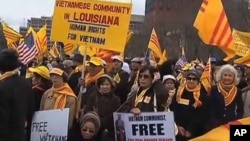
0, 49, 35, 141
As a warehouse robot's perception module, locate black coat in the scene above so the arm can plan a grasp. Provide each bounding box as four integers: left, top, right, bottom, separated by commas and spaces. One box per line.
209, 85, 244, 128
170, 85, 209, 140
0, 74, 35, 141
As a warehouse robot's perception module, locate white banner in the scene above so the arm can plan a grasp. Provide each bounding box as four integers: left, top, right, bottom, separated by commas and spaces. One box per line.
113, 112, 176, 141
30, 108, 69, 141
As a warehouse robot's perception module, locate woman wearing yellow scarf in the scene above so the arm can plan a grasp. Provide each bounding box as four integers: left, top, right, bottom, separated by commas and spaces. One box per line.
170, 70, 209, 141
208, 64, 244, 130
40, 68, 78, 129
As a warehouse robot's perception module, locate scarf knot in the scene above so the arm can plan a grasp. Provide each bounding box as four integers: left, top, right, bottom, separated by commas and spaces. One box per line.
85, 69, 105, 86
218, 82, 237, 106
52, 83, 78, 119
176, 83, 202, 108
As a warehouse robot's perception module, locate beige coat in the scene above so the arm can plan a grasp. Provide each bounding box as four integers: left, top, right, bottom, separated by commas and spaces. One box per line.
242, 87, 250, 117
40, 88, 77, 128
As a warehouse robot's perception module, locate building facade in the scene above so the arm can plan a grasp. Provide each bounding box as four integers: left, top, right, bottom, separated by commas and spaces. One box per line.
129, 15, 145, 34
19, 16, 53, 48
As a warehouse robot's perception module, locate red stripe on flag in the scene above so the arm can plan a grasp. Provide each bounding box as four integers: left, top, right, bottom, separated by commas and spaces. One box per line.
217, 19, 230, 45
151, 35, 161, 49
209, 10, 225, 44
223, 35, 233, 48
200, 7, 205, 13
203, 0, 208, 5
4, 32, 19, 39
200, 0, 208, 12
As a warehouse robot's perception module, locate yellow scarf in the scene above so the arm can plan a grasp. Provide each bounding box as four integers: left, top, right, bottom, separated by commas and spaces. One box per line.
176, 84, 202, 108
218, 82, 237, 106
53, 83, 78, 118
133, 71, 139, 85
134, 88, 150, 107
85, 69, 105, 86
0, 69, 19, 81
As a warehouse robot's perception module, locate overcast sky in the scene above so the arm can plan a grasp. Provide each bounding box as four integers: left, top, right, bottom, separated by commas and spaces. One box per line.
0, 0, 145, 31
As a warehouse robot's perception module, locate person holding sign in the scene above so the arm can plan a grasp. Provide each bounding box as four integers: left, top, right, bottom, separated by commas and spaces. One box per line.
0, 49, 35, 141
78, 57, 105, 111
170, 70, 209, 141
109, 55, 129, 103
118, 65, 168, 113
40, 68, 78, 129
84, 74, 121, 141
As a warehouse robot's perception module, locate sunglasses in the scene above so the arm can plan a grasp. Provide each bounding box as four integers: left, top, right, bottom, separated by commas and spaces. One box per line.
187, 77, 197, 81
82, 128, 95, 133
139, 74, 150, 79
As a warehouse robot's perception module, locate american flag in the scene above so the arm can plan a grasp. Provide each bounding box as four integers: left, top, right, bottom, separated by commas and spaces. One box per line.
17, 33, 38, 65
175, 56, 188, 68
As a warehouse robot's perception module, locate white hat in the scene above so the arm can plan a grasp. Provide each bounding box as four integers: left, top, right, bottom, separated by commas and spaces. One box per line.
111, 55, 123, 62
122, 62, 131, 74
162, 75, 176, 82
131, 57, 140, 62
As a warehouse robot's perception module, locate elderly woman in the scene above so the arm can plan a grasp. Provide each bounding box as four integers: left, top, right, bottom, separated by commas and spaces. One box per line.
118, 65, 168, 114
40, 68, 78, 129
209, 64, 244, 129
84, 74, 121, 141
170, 70, 209, 141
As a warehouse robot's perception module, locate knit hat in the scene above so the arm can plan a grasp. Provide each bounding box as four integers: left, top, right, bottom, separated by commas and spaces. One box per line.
162, 75, 176, 83
80, 112, 101, 135
0, 49, 19, 72
186, 70, 201, 80
96, 74, 116, 89
62, 60, 74, 68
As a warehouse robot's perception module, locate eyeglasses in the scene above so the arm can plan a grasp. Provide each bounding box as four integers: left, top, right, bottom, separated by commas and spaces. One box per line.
132, 61, 142, 64
139, 74, 150, 79
187, 77, 197, 81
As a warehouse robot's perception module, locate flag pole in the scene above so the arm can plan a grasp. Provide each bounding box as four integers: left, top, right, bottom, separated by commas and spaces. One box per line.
78, 42, 87, 115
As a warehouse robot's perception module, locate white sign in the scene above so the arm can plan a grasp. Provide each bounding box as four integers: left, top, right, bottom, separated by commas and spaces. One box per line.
30, 108, 69, 141
113, 112, 176, 141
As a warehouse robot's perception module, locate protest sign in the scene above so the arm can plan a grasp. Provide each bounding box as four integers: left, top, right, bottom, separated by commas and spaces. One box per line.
30, 108, 69, 141
113, 112, 176, 141
51, 0, 132, 52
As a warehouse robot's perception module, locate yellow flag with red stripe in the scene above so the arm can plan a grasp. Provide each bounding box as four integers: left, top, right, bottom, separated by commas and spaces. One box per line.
64, 43, 77, 55
1, 22, 22, 44
193, 0, 235, 58
36, 24, 47, 58
148, 28, 163, 59
49, 42, 60, 58
201, 57, 212, 94
189, 117, 250, 141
